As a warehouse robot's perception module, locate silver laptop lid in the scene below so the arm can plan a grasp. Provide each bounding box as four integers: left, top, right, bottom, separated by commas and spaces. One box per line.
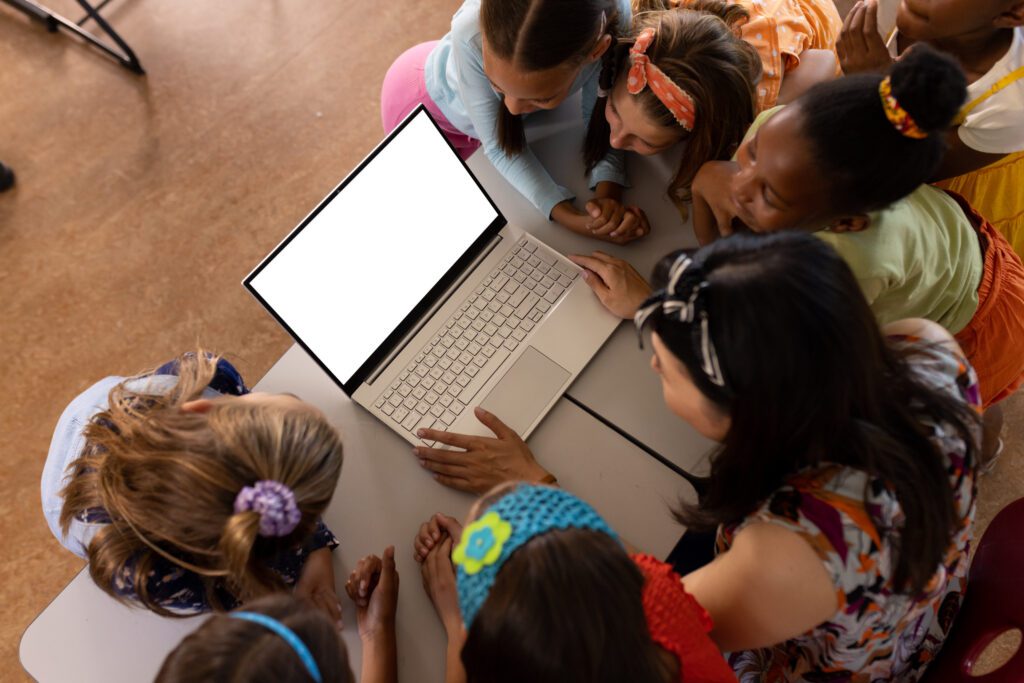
244, 106, 504, 395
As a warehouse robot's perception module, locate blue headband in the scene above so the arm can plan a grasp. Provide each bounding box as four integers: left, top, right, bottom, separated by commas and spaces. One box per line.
229, 611, 323, 683
453, 484, 617, 626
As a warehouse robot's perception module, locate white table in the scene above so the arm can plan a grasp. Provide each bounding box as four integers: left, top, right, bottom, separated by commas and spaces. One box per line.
21, 99, 714, 682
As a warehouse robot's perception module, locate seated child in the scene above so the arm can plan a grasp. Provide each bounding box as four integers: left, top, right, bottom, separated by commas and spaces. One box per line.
42, 351, 345, 617
414, 483, 737, 683
689, 45, 1024, 411
838, 0, 1024, 257
157, 547, 398, 683
381, 0, 648, 244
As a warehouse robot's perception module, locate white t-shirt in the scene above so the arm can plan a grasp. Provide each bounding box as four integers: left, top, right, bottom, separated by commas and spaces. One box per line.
958, 27, 1024, 154
886, 26, 1024, 154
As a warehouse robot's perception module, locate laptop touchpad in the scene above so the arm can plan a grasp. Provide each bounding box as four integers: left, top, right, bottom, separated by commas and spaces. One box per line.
479, 347, 570, 436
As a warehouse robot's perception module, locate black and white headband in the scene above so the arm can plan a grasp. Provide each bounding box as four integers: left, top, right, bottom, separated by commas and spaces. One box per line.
633, 253, 726, 389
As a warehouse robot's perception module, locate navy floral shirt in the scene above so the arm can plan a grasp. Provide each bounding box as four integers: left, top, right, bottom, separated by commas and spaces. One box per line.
76, 357, 339, 614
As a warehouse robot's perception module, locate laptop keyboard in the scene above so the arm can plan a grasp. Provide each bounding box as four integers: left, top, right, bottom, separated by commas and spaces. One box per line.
374, 237, 579, 442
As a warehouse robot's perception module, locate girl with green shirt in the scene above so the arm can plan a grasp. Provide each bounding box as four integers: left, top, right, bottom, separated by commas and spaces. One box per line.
689, 45, 1024, 423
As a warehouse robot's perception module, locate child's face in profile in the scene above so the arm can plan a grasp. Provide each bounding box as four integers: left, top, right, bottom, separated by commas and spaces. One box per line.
605, 75, 685, 155
728, 107, 836, 233
896, 0, 1020, 41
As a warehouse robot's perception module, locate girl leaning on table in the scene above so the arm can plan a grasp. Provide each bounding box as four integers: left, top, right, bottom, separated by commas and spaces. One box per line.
381, 0, 651, 244
413, 483, 737, 683
42, 351, 345, 621
413, 232, 983, 681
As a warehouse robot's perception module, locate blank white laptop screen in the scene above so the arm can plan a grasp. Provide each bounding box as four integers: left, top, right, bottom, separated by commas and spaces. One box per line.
247, 110, 500, 390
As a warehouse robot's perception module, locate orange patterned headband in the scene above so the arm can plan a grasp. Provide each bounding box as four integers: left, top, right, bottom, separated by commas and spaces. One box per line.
878, 76, 927, 140
627, 28, 696, 132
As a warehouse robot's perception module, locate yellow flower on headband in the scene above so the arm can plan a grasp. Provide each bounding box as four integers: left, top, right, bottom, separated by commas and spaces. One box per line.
452, 511, 512, 575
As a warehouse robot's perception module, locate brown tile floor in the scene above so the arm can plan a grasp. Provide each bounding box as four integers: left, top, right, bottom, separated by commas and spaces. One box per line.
0, 1, 1020, 680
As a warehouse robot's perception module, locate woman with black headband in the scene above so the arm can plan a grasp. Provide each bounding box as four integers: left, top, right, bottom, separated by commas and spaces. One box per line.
414, 231, 983, 681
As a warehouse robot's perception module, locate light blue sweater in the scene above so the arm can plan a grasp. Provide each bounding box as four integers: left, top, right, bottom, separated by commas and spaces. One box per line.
424, 0, 631, 218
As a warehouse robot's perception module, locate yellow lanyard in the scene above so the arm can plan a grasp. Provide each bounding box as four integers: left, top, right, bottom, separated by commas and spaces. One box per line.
956, 65, 1024, 125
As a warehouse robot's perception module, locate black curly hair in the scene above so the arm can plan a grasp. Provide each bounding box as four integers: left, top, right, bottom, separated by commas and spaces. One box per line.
796, 43, 967, 213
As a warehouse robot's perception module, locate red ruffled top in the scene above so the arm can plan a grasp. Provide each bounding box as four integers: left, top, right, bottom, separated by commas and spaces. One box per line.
632, 554, 737, 683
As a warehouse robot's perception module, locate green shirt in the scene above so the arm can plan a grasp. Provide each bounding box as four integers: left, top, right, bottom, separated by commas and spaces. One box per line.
743, 108, 982, 333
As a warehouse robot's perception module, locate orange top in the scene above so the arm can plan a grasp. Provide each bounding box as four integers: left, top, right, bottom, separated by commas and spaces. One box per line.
736, 0, 842, 110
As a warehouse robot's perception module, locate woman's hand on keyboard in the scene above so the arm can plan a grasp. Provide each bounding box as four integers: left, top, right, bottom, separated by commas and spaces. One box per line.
568, 252, 653, 319
412, 407, 552, 494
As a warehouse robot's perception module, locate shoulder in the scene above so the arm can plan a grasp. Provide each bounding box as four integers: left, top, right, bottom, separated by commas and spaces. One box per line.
886, 329, 981, 409
738, 106, 785, 147
960, 28, 1024, 151
725, 465, 888, 589
44, 376, 125, 492
450, 0, 482, 44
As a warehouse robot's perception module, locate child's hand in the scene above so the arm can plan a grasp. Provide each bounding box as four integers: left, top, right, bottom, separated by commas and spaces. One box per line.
551, 201, 648, 245
414, 513, 463, 563
295, 547, 344, 630
345, 546, 400, 642
692, 161, 742, 244
837, 0, 893, 75
586, 199, 650, 244
568, 251, 653, 319
421, 537, 463, 637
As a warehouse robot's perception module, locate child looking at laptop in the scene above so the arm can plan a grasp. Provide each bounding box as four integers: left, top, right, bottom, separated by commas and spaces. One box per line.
414, 483, 736, 683
42, 351, 345, 620
381, 0, 651, 244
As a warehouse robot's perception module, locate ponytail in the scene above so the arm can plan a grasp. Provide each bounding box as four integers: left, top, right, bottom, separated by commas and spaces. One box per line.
797, 43, 967, 212
61, 350, 344, 616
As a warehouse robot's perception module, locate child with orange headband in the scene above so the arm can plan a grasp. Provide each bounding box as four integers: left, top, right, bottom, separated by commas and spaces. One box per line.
413, 484, 736, 683
583, 2, 762, 219
838, 0, 1024, 258
690, 46, 1024, 461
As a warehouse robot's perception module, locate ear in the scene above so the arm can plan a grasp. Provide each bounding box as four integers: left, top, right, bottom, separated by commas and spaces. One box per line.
589, 33, 613, 63
181, 398, 216, 414
994, 2, 1024, 27
828, 214, 871, 233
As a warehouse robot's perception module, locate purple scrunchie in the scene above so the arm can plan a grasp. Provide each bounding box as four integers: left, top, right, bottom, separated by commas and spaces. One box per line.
233, 480, 302, 537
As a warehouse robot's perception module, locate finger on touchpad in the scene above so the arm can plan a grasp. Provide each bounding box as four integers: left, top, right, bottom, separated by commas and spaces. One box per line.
479, 347, 571, 436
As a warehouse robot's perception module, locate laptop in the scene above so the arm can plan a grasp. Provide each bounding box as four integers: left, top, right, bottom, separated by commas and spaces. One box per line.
244, 106, 619, 446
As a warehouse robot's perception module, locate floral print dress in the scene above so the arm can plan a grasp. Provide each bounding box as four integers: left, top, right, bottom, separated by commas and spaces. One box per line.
719, 339, 981, 682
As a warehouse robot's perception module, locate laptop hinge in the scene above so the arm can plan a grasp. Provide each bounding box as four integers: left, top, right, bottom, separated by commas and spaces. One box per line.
366, 232, 506, 385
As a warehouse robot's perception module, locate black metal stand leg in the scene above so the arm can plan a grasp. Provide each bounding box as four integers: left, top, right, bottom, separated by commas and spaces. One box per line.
0, 162, 15, 193
1, 0, 145, 74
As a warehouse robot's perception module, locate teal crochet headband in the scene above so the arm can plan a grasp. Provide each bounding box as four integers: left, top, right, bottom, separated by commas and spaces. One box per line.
453, 484, 617, 626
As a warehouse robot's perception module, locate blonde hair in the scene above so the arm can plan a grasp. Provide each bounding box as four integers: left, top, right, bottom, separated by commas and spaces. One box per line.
59, 351, 344, 616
